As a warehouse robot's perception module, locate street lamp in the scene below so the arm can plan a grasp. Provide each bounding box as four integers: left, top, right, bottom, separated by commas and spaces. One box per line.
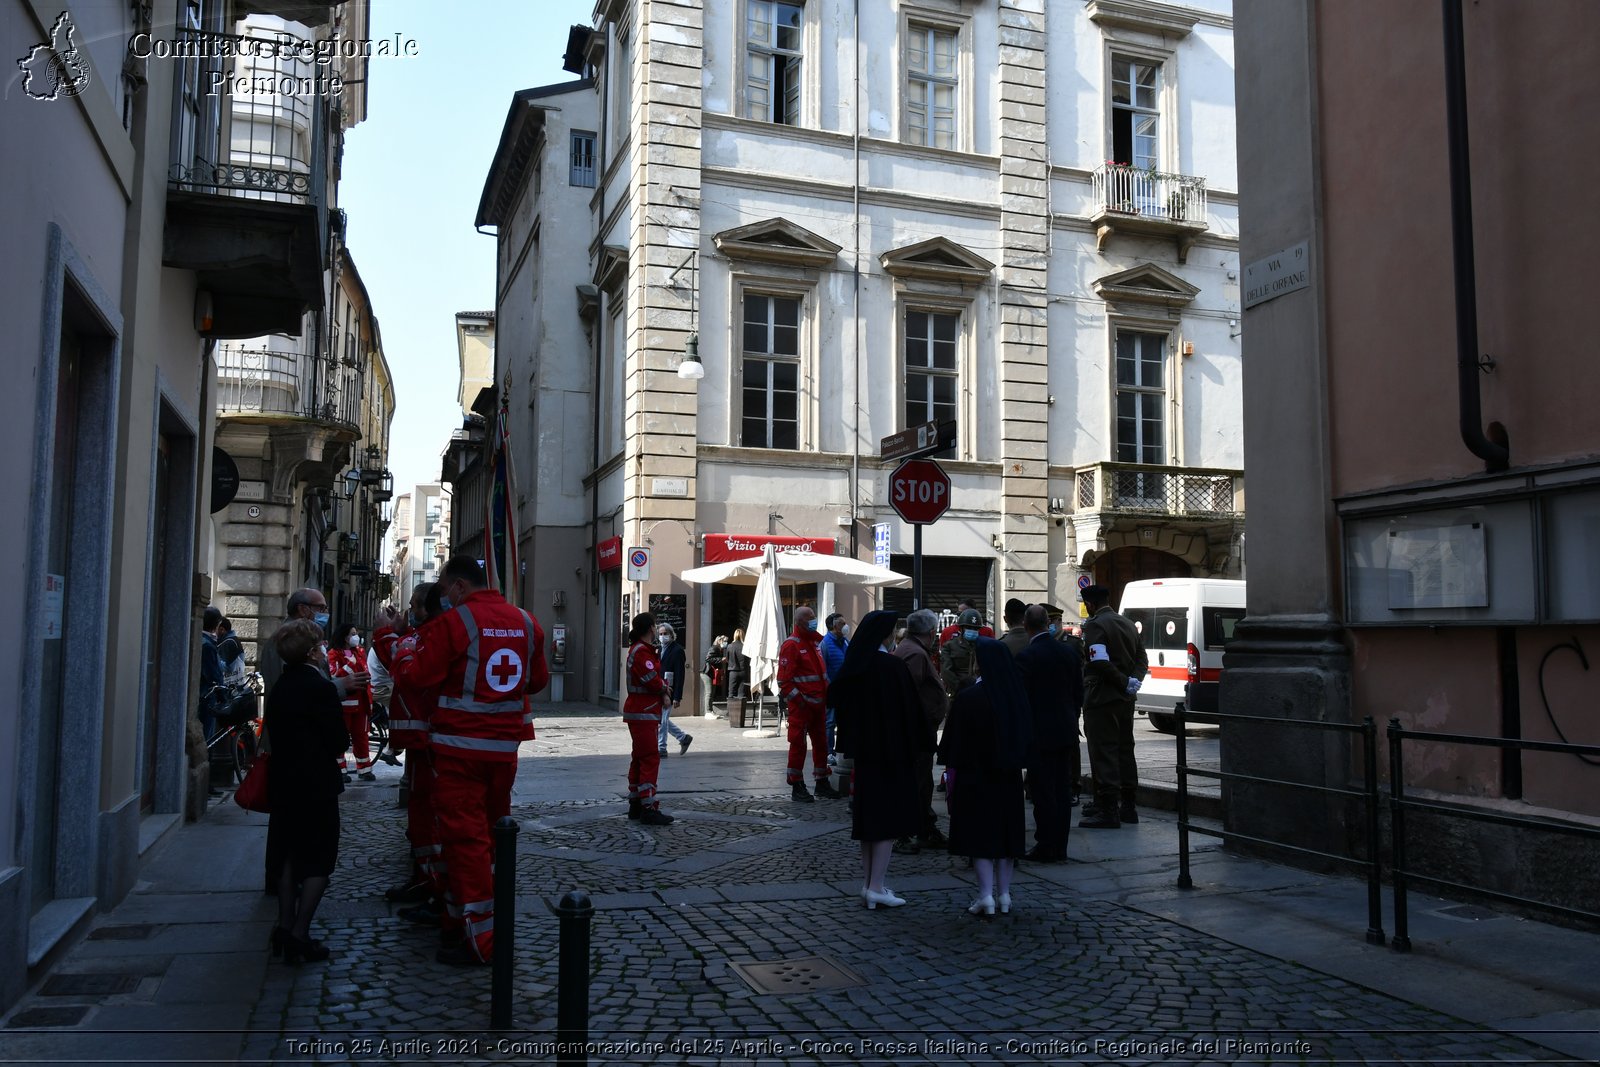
677, 333, 704, 380
342, 467, 361, 499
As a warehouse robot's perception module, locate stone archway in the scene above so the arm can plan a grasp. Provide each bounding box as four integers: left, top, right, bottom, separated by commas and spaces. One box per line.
1092, 546, 1193, 608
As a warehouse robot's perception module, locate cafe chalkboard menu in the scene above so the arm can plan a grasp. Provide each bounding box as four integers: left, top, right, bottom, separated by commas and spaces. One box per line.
649, 593, 687, 642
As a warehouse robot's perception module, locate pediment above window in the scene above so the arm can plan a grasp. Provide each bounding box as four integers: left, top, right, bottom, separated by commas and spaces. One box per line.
1093, 263, 1200, 308
713, 218, 842, 268
593, 245, 627, 295
880, 237, 995, 284
1086, 0, 1199, 39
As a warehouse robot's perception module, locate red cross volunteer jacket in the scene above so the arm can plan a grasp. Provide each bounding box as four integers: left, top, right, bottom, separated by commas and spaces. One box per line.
372, 623, 438, 750
392, 589, 550, 762
623, 640, 667, 722
777, 626, 827, 710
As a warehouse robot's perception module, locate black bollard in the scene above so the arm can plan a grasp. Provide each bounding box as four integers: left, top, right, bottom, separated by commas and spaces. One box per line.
491, 817, 520, 1029
554, 889, 594, 1066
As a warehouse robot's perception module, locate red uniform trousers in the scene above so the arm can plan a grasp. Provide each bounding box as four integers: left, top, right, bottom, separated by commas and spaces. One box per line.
627, 720, 662, 803
786, 699, 829, 784
431, 749, 516, 962
340, 705, 372, 772
407, 750, 443, 894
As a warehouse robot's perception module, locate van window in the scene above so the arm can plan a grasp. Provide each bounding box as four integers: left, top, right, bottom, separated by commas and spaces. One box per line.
1127, 606, 1188, 651
1203, 607, 1245, 650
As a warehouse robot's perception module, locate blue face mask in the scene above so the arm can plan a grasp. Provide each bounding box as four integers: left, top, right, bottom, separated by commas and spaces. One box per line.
313, 611, 330, 630
406, 610, 419, 628
1048, 623, 1060, 635
963, 628, 979, 641
439, 597, 452, 612
807, 619, 819, 632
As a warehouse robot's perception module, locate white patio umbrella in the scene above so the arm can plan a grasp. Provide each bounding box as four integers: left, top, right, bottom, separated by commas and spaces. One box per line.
738, 544, 788, 735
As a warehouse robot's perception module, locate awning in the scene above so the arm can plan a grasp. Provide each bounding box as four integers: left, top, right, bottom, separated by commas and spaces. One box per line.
682, 550, 910, 588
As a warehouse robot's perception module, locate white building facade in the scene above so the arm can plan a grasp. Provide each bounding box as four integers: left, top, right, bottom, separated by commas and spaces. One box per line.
482, 0, 1241, 705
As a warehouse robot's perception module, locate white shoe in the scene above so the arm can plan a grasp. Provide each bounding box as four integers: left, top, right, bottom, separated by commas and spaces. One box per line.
967, 894, 996, 916
863, 888, 906, 910
997, 893, 1011, 915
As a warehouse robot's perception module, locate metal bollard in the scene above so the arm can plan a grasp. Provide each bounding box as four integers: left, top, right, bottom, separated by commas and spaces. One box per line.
554, 890, 594, 1066
491, 817, 520, 1029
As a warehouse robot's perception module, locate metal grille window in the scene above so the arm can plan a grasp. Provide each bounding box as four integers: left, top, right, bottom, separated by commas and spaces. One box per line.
905, 23, 957, 149
1110, 55, 1160, 170
904, 310, 958, 448
747, 1, 803, 125
1115, 330, 1165, 465
741, 294, 801, 450
570, 131, 596, 187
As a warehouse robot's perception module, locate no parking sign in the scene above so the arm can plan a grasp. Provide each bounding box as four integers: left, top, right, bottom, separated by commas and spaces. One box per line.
626, 546, 651, 582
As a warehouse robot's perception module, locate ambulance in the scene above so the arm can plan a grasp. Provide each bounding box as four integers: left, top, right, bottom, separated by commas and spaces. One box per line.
1116, 578, 1246, 733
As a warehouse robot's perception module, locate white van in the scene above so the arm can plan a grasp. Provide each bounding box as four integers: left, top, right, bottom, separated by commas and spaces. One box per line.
1117, 578, 1246, 733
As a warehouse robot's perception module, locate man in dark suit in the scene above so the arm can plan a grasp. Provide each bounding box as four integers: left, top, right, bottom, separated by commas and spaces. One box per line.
1014, 604, 1083, 861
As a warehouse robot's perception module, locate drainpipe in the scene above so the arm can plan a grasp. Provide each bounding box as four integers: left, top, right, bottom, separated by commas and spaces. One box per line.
1441, 0, 1508, 472
848, 0, 862, 560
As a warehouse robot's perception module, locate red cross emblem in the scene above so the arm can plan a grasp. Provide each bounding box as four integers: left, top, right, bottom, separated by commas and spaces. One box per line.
485, 648, 523, 693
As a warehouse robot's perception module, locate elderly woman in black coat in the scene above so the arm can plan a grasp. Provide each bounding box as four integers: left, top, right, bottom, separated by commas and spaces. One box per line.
938, 637, 1032, 917
265, 618, 349, 963
831, 610, 926, 909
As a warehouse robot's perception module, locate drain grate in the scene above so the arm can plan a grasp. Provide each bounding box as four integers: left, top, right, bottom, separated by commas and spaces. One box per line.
6, 1006, 91, 1028
40, 974, 142, 997
730, 955, 864, 995
87, 924, 159, 941
1434, 904, 1502, 922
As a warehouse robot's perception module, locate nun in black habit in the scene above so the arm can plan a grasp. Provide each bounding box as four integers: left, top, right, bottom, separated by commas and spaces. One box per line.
938, 637, 1032, 916
831, 609, 926, 909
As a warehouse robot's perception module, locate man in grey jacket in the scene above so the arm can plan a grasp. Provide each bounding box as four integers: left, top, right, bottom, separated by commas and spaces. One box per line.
891, 608, 949, 852
1078, 585, 1148, 829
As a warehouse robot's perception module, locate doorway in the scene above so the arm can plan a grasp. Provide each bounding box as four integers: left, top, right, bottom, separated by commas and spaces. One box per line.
1093, 545, 1190, 609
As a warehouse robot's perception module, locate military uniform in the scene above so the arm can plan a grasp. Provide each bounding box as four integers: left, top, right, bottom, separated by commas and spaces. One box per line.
1080, 604, 1148, 826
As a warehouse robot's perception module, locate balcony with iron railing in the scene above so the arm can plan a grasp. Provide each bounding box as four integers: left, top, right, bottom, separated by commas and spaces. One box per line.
163, 25, 330, 337
1089, 164, 1209, 263
216, 340, 361, 434
1074, 462, 1242, 521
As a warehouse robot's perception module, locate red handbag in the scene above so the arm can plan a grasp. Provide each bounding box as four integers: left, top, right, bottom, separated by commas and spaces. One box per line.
234, 752, 271, 813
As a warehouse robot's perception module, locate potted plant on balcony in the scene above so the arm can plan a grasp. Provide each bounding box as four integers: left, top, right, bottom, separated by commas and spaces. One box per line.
1167, 189, 1187, 222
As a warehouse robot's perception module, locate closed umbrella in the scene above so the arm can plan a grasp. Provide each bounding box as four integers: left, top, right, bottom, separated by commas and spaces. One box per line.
741, 544, 787, 734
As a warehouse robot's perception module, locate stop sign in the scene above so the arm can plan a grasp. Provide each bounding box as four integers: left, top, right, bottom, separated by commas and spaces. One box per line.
889, 458, 952, 525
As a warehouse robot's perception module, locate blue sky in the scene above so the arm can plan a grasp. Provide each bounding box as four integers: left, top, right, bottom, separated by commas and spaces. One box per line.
341, 0, 596, 501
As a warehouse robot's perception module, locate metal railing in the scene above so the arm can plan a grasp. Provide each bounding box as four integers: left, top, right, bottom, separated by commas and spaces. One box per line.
1092, 163, 1207, 223
1387, 721, 1600, 951
216, 343, 361, 430
1074, 462, 1241, 518
1175, 705, 1386, 945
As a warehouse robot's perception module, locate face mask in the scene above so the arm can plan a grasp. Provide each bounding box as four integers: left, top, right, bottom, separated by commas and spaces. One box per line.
347, 635, 362, 648
438, 597, 452, 612
313, 611, 330, 630
806, 619, 819, 632
1048, 624, 1060, 635
963, 628, 979, 641
406, 610, 419, 628
842, 625, 851, 640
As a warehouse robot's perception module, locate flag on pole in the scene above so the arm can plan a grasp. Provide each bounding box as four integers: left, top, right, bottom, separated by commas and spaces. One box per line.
484, 381, 519, 606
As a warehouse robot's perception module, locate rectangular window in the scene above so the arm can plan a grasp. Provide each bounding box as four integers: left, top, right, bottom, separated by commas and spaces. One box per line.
904, 309, 958, 457
1110, 55, 1160, 170
612, 26, 632, 148
1202, 607, 1246, 650
746, 0, 803, 124
905, 23, 957, 149
740, 293, 801, 450
1115, 330, 1165, 465
570, 131, 596, 187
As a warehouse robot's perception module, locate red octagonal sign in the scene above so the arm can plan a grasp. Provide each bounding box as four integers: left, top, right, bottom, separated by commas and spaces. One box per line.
889, 458, 951, 525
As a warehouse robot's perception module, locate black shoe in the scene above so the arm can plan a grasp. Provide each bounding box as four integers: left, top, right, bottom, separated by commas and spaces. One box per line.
1081, 803, 1103, 818
813, 779, 842, 800
1119, 806, 1140, 824
435, 941, 487, 966
398, 902, 442, 926
628, 798, 643, 821
892, 836, 921, 855
379, 749, 402, 766
283, 935, 330, 964
639, 807, 675, 826
679, 735, 693, 755
358, 771, 377, 782
385, 877, 432, 904
791, 782, 814, 803
341, 772, 353, 784
935, 780, 947, 793
1024, 847, 1064, 863
1079, 814, 1122, 829
919, 827, 948, 849
658, 749, 669, 759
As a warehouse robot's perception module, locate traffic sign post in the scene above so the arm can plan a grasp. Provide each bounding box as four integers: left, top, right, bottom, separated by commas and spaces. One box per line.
889, 459, 952, 610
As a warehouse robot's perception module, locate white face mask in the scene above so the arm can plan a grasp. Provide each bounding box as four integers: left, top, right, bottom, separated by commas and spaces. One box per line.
347, 634, 362, 648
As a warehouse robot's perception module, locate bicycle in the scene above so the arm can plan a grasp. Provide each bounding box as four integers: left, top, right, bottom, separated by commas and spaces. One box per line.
205, 672, 263, 786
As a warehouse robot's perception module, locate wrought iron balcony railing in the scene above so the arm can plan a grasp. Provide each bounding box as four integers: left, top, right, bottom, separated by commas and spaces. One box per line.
1074, 461, 1242, 519
216, 342, 360, 431
1092, 163, 1207, 223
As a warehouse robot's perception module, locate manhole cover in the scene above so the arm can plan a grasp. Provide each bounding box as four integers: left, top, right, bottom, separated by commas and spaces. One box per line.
88, 924, 158, 941
6, 1006, 90, 1028
40, 974, 142, 997
730, 955, 864, 995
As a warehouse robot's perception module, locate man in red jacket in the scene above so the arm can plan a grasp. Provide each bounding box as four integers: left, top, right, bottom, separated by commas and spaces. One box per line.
623, 612, 675, 825
777, 606, 841, 802
392, 557, 548, 965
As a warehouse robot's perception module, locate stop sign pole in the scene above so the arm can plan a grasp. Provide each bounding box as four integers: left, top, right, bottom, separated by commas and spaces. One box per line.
888, 458, 952, 609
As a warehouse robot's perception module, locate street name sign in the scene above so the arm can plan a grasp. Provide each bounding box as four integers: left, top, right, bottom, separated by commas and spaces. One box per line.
879, 419, 956, 463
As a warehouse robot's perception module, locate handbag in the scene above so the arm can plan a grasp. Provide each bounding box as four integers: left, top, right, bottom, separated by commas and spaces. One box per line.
234, 751, 271, 813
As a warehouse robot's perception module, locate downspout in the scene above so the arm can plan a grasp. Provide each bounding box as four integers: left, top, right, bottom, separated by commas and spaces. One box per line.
1441, 0, 1508, 472
849, 0, 861, 559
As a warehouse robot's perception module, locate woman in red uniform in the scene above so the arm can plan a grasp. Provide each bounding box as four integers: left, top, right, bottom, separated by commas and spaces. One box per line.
623, 613, 674, 825
328, 622, 375, 782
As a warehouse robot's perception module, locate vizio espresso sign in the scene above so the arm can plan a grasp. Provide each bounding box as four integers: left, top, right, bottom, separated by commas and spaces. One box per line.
702, 534, 835, 564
